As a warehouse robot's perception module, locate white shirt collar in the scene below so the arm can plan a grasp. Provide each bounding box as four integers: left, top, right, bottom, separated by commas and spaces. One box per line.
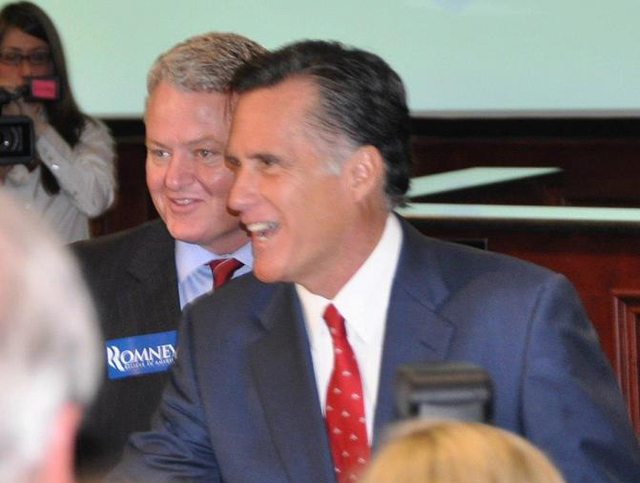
333, 214, 402, 342
297, 213, 403, 348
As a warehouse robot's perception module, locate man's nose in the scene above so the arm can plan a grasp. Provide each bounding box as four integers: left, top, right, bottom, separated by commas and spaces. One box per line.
164, 154, 194, 189
228, 165, 257, 213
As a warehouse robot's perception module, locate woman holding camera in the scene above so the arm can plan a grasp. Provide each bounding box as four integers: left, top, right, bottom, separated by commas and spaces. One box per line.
0, 1, 115, 243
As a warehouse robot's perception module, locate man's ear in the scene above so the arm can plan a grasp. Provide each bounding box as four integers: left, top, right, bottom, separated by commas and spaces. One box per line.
345, 145, 385, 202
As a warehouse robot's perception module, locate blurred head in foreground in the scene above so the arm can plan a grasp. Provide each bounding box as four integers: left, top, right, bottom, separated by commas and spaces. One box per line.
361, 420, 566, 483
0, 189, 101, 483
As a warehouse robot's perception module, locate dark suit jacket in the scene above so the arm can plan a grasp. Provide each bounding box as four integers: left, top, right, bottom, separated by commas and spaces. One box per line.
72, 219, 181, 476
111, 218, 640, 483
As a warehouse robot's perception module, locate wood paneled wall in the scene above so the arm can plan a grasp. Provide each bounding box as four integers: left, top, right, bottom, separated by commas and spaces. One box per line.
410, 117, 640, 207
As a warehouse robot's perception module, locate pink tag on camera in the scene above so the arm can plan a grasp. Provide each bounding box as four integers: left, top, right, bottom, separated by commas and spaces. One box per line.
30, 78, 57, 100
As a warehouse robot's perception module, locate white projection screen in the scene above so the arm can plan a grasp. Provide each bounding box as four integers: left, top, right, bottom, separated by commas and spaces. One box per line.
27, 0, 640, 118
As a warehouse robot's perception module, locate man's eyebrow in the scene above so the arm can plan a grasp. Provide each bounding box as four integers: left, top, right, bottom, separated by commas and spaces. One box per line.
145, 138, 168, 148
253, 153, 281, 165
145, 137, 225, 149
224, 152, 284, 166
184, 137, 225, 149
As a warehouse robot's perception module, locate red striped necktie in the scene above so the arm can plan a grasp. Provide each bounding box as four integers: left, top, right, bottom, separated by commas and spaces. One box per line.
208, 258, 243, 290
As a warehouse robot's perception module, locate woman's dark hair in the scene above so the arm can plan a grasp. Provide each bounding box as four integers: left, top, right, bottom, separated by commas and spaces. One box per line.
0, 2, 90, 192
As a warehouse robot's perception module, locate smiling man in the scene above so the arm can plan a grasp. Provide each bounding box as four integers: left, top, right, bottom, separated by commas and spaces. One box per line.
72, 33, 265, 478
110, 41, 640, 483
145, 82, 247, 256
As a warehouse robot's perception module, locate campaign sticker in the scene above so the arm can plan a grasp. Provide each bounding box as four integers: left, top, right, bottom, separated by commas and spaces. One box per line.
106, 330, 177, 380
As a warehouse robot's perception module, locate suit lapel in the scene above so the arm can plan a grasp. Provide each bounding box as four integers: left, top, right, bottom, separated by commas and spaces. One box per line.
249, 284, 336, 483
119, 220, 181, 334
373, 218, 456, 445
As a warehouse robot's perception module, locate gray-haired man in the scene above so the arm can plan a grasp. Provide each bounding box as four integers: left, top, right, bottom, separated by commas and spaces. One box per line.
72, 32, 266, 477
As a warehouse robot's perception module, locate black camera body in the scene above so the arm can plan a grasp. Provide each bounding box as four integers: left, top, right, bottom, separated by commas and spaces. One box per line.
0, 116, 34, 165
0, 94, 34, 166
0, 77, 59, 166
395, 362, 493, 423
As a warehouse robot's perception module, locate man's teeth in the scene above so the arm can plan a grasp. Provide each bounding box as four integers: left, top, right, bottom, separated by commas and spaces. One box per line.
247, 222, 278, 239
173, 198, 193, 205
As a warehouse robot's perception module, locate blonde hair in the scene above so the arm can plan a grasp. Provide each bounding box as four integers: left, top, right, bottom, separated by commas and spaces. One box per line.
361, 420, 566, 483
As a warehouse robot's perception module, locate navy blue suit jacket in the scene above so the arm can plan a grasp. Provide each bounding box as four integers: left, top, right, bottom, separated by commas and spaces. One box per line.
111, 218, 640, 483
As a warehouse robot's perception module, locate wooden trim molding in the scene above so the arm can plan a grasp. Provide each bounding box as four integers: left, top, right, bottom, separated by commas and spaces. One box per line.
410, 117, 640, 139
102, 116, 640, 143
612, 290, 640, 433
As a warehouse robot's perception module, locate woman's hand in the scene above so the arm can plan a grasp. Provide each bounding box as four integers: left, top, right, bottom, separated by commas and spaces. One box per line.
0, 78, 19, 92
2, 97, 47, 136
0, 164, 13, 183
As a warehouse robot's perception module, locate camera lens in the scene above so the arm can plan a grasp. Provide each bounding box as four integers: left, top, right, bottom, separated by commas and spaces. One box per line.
0, 125, 23, 152
0, 117, 33, 165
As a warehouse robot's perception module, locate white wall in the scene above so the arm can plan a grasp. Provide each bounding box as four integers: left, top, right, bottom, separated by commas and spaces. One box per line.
32, 0, 640, 117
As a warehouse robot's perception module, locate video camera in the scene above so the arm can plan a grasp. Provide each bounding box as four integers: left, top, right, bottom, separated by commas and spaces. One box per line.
0, 76, 59, 166
395, 362, 493, 423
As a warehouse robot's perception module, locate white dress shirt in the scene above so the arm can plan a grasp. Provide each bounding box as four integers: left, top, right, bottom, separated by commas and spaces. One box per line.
296, 214, 402, 440
176, 240, 253, 309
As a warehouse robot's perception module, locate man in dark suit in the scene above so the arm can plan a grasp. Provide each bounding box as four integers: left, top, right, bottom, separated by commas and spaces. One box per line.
110, 41, 640, 483
72, 33, 266, 477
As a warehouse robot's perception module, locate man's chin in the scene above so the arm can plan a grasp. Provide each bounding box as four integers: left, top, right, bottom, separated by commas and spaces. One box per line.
253, 263, 286, 284
166, 224, 204, 246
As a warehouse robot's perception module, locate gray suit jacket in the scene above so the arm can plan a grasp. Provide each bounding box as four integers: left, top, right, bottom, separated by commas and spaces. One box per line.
111, 218, 640, 483
72, 219, 181, 475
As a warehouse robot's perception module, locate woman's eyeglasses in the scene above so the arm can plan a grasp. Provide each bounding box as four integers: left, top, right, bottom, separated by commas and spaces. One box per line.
0, 50, 51, 66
